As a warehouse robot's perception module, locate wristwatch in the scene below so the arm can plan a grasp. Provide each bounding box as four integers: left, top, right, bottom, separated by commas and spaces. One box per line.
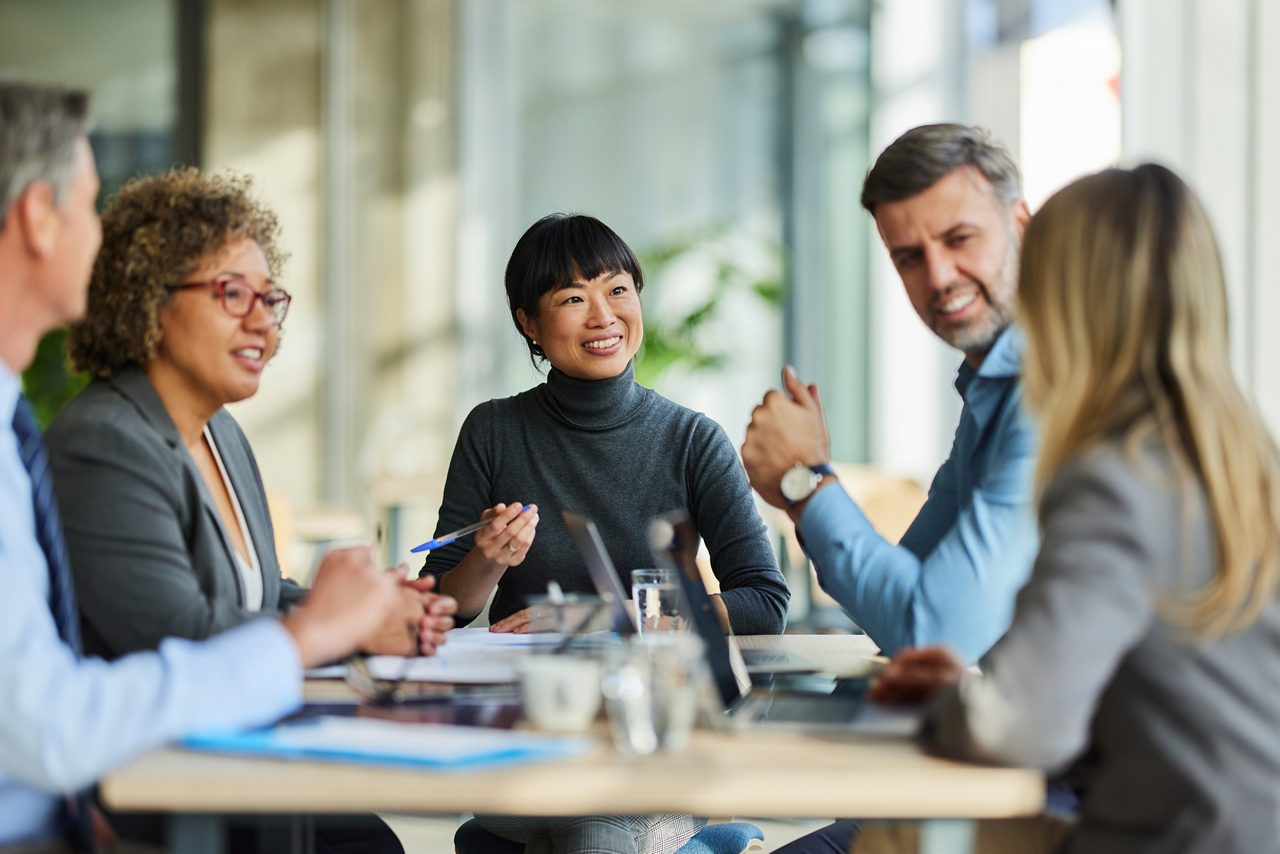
780, 462, 836, 505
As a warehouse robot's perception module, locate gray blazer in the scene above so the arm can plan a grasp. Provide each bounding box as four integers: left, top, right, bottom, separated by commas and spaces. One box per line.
46, 367, 306, 659
923, 436, 1280, 853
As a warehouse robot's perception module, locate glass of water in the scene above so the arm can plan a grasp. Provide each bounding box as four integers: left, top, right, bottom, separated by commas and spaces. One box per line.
630, 568, 684, 634
601, 633, 704, 755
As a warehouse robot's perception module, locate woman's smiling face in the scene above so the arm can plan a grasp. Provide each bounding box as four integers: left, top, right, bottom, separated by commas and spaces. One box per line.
517, 269, 643, 381
151, 237, 280, 408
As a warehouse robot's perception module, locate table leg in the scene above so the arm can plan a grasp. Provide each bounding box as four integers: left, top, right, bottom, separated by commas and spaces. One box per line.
918, 819, 975, 854
166, 814, 224, 854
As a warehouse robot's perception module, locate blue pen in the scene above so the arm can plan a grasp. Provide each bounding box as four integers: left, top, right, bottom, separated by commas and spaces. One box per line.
409, 505, 534, 553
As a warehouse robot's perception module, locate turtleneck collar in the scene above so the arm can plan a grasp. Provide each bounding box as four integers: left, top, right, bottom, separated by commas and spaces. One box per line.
540, 361, 650, 431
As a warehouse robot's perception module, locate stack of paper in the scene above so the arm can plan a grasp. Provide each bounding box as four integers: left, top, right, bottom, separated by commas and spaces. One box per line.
306, 627, 566, 683
184, 717, 593, 771
446, 627, 564, 647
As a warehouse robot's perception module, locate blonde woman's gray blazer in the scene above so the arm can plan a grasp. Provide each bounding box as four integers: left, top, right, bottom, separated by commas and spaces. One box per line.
923, 436, 1280, 854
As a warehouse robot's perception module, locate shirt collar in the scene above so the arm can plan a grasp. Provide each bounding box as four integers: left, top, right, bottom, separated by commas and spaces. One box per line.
953, 325, 1024, 431
954, 325, 1024, 397
0, 360, 19, 429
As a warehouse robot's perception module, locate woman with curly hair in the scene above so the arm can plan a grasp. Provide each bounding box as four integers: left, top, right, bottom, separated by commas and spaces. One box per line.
45, 168, 455, 667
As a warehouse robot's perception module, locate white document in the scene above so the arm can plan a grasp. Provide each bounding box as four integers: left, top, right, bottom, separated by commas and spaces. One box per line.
362, 627, 565, 683
362, 649, 524, 684
304, 628, 565, 682
445, 627, 564, 647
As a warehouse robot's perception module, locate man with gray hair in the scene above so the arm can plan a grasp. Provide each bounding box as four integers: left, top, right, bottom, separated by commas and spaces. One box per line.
741, 121, 1040, 853
0, 79, 402, 851
743, 122, 1037, 660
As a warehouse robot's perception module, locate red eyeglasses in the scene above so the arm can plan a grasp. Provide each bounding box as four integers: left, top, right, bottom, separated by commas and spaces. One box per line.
168, 277, 292, 326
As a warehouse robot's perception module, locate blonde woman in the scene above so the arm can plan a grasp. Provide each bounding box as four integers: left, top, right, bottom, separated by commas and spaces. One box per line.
871, 164, 1280, 853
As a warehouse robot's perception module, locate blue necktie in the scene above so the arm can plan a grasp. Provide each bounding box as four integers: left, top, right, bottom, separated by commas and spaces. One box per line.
12, 396, 82, 650
12, 396, 94, 850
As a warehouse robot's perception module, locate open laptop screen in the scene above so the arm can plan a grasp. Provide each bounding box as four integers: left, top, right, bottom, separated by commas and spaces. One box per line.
647, 514, 744, 709
562, 510, 636, 635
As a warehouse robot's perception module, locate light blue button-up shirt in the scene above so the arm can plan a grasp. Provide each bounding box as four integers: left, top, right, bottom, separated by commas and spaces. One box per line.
799, 326, 1038, 660
0, 363, 303, 846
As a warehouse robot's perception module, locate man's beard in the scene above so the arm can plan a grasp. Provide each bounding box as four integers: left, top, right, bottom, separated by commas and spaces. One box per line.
933, 238, 1018, 358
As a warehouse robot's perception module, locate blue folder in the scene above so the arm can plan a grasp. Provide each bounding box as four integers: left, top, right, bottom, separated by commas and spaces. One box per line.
183, 717, 594, 772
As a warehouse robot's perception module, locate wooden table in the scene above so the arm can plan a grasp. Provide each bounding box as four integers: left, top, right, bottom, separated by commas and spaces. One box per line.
100, 634, 1044, 853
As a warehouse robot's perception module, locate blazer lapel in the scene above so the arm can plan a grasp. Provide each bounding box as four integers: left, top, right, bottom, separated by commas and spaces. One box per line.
108, 368, 248, 606
207, 410, 281, 607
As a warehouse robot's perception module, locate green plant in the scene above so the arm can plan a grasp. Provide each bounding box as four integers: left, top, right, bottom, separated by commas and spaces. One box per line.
634, 226, 784, 389
22, 329, 88, 428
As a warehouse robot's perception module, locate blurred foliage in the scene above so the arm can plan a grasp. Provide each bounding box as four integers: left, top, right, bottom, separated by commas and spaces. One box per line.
22, 329, 89, 429
634, 226, 784, 389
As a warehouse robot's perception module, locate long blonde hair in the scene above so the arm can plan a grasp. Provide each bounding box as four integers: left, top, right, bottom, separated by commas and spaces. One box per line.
1019, 164, 1280, 635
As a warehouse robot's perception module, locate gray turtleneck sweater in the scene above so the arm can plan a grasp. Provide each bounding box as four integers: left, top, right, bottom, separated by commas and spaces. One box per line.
422, 363, 789, 634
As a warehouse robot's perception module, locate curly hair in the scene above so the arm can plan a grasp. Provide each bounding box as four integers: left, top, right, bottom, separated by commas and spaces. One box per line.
68, 168, 287, 378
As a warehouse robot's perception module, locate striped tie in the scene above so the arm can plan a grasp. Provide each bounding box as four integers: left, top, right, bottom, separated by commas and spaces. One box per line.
12, 396, 82, 651
12, 396, 93, 850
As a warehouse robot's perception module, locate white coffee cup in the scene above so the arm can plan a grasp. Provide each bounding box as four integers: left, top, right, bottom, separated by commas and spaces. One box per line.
519, 654, 602, 733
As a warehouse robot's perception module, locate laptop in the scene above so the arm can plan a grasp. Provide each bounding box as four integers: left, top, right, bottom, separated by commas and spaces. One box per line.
562, 510, 637, 635
562, 510, 822, 675
648, 514, 922, 737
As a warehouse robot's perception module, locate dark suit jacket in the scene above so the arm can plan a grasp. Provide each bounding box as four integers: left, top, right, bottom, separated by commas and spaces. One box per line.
46, 367, 306, 659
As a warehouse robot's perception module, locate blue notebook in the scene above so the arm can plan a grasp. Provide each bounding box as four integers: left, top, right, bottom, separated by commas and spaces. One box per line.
183, 717, 594, 772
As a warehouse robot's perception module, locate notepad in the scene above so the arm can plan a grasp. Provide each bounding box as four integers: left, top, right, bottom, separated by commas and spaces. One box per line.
183, 717, 594, 771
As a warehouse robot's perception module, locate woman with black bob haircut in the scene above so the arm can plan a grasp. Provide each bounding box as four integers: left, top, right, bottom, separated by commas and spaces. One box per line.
422, 212, 788, 641
424, 215, 789, 853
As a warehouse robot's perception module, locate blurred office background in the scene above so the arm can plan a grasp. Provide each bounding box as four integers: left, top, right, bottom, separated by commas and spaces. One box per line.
4, 0, 1279, 606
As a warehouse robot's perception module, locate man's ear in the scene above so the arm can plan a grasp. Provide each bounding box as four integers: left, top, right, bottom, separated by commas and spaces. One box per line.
515, 307, 539, 343
14, 181, 59, 259
1012, 199, 1032, 241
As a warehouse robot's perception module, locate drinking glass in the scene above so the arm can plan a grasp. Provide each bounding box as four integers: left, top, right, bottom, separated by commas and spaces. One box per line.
600, 633, 703, 755
630, 568, 684, 634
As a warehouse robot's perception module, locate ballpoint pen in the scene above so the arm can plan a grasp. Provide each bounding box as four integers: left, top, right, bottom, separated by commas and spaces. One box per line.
409, 505, 534, 553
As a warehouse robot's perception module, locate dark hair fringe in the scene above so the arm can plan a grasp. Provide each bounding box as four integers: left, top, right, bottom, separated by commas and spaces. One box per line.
504, 213, 644, 367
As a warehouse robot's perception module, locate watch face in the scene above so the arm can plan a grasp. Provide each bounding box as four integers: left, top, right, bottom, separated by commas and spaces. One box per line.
780, 464, 816, 503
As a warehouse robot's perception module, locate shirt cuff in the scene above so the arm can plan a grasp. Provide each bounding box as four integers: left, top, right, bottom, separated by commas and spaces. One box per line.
170, 617, 304, 726
796, 480, 874, 556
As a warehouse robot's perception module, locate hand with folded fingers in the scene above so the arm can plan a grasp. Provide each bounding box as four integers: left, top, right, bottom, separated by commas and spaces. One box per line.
283, 545, 401, 669
402, 572, 458, 653
359, 580, 428, 656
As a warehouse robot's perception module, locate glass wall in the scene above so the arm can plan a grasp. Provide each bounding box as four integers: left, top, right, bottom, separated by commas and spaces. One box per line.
455, 0, 873, 458
1, 0, 188, 423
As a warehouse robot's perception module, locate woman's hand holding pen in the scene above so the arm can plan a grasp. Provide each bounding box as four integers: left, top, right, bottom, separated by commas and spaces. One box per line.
474, 501, 539, 568
418, 502, 539, 622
